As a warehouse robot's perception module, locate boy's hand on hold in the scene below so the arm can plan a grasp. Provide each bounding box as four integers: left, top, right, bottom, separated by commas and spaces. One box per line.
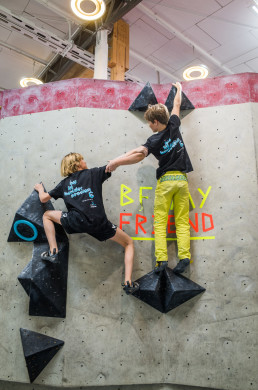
34, 183, 44, 192
173, 82, 182, 92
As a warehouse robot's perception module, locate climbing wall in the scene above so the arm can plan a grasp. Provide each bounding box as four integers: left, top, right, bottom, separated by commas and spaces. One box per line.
0, 73, 257, 389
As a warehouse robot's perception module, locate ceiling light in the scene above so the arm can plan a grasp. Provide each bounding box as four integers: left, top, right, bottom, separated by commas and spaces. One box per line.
183, 65, 209, 81
71, 0, 106, 21
20, 77, 43, 87
252, 5, 258, 13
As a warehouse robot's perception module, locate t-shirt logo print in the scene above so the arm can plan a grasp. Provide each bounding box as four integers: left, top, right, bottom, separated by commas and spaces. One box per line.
160, 138, 184, 155
64, 180, 97, 208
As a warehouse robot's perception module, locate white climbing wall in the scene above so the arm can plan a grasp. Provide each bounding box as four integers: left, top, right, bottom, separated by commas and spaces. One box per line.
0, 74, 257, 390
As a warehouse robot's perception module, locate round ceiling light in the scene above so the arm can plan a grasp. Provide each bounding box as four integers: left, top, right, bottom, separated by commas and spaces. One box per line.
71, 0, 106, 21
20, 77, 43, 88
183, 65, 209, 81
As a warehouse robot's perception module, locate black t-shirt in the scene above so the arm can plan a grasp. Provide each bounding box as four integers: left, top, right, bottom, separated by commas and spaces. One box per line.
49, 166, 111, 223
143, 114, 193, 179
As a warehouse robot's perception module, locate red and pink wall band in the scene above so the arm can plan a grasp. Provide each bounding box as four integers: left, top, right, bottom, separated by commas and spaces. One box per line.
0, 72, 258, 119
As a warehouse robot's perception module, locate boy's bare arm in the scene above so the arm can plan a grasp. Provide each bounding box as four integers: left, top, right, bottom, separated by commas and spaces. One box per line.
106, 146, 147, 172
171, 82, 182, 117
34, 183, 52, 203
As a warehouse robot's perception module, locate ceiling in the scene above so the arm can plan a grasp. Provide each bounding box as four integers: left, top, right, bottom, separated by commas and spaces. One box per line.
1, 0, 258, 91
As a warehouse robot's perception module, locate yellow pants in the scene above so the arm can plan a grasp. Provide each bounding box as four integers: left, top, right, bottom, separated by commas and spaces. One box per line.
154, 171, 191, 262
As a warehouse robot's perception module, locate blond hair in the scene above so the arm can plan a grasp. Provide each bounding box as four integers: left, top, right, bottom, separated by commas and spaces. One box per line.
61, 152, 83, 177
144, 103, 169, 125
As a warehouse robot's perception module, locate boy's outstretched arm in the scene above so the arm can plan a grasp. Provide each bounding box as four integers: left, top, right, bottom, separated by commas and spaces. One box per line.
171, 82, 182, 117
106, 146, 147, 173
34, 183, 52, 203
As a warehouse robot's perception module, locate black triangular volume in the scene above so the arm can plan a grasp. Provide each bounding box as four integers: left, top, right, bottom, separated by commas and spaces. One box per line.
132, 270, 165, 312
18, 261, 32, 297
29, 241, 69, 318
8, 189, 68, 243
165, 85, 195, 112
8, 213, 48, 243
163, 267, 205, 313
13, 189, 54, 226
129, 82, 158, 111
20, 328, 64, 383
132, 267, 205, 313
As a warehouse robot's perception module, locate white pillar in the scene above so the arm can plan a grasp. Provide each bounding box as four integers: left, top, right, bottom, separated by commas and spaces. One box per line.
94, 29, 108, 80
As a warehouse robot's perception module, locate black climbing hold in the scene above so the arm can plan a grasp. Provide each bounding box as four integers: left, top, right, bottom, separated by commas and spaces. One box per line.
132, 267, 205, 313
129, 82, 158, 111
18, 241, 69, 318
165, 85, 195, 112
8, 189, 67, 243
12, 186, 69, 317
20, 328, 64, 383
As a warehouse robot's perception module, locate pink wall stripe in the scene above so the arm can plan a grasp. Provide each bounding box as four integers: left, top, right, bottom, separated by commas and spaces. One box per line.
0, 73, 257, 119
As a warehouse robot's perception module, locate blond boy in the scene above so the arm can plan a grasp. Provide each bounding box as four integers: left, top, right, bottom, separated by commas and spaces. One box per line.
106, 83, 193, 274
35, 152, 139, 294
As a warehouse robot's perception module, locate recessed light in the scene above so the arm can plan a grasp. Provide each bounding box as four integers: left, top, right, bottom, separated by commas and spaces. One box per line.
71, 0, 106, 21
183, 65, 209, 81
252, 5, 258, 13
20, 77, 43, 87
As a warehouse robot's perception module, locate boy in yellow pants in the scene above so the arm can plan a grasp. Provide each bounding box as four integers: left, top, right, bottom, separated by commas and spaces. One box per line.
106, 82, 193, 274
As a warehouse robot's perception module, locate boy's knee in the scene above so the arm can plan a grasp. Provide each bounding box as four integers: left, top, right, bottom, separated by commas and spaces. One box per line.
43, 210, 51, 219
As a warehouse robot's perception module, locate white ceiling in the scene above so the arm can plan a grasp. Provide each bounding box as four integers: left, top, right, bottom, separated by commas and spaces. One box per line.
1, 0, 258, 90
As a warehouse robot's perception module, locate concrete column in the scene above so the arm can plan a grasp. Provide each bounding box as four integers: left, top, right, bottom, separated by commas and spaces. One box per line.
94, 29, 108, 80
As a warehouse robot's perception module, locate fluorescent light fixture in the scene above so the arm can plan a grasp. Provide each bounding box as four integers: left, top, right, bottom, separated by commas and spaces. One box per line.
183, 65, 209, 81
71, 0, 106, 21
252, 5, 258, 13
20, 77, 43, 87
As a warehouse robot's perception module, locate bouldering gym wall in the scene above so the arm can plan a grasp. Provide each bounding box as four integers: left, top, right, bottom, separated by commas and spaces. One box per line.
0, 1, 258, 390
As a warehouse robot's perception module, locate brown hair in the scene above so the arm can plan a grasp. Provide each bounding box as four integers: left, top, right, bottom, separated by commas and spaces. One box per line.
144, 103, 170, 125
61, 152, 83, 177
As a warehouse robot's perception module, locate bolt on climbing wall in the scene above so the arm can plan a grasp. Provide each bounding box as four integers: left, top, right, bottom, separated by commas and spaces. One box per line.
0, 74, 257, 389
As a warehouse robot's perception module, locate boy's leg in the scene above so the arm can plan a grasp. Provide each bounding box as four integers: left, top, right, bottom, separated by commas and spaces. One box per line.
110, 227, 134, 284
173, 181, 191, 272
42, 210, 62, 254
154, 180, 174, 265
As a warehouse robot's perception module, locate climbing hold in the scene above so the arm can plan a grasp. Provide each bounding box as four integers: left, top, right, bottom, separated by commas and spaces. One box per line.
10, 186, 69, 317
20, 328, 64, 383
13, 220, 38, 241
18, 241, 69, 318
132, 267, 205, 313
165, 85, 195, 112
8, 188, 67, 243
129, 82, 158, 111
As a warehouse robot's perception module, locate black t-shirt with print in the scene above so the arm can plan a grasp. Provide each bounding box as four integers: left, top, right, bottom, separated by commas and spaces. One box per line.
49, 166, 111, 224
143, 114, 193, 179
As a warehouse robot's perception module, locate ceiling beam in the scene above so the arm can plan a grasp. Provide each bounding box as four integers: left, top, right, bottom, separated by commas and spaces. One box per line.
76, 0, 144, 51
137, 3, 233, 75
33, 0, 83, 24
39, 0, 144, 82
0, 40, 48, 65
130, 49, 178, 81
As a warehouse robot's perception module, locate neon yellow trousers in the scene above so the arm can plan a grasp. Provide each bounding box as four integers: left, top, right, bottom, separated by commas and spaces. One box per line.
154, 171, 191, 262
